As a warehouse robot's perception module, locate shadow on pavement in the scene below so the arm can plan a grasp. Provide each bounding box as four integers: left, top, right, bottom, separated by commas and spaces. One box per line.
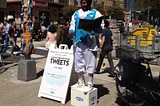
37, 69, 44, 78
35, 48, 48, 57
115, 97, 130, 106
100, 67, 111, 74
0, 61, 16, 74
94, 84, 110, 99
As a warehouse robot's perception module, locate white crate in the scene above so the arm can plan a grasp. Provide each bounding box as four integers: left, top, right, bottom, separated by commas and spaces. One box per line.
71, 87, 97, 106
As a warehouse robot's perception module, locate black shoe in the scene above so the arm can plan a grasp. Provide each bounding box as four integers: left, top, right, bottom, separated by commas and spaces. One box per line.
94, 71, 100, 74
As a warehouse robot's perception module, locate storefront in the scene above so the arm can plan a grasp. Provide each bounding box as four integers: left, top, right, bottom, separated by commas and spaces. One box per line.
2, 0, 67, 25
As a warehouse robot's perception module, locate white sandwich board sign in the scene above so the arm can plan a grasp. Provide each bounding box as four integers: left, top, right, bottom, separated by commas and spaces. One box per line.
38, 44, 74, 104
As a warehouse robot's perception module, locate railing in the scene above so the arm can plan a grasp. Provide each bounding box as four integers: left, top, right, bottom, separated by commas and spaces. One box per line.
117, 33, 160, 65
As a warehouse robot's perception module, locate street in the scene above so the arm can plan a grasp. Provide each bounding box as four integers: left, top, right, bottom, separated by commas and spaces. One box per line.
0, 40, 160, 106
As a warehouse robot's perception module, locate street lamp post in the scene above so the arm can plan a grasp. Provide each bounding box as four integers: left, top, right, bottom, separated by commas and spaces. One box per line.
17, 0, 37, 81
147, 0, 150, 21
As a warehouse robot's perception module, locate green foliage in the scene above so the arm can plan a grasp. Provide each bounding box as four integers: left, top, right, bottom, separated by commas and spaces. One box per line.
107, 6, 124, 20
135, 0, 160, 21
61, 5, 79, 20
136, 0, 160, 10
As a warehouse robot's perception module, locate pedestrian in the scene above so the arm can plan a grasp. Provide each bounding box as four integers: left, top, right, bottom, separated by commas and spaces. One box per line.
128, 21, 132, 36
1, 15, 13, 53
45, 25, 57, 49
56, 17, 72, 49
69, 0, 103, 91
33, 16, 41, 33
47, 22, 53, 32
41, 23, 47, 39
119, 22, 127, 43
8, 21, 17, 56
96, 19, 115, 77
0, 21, 5, 45
32, 16, 41, 40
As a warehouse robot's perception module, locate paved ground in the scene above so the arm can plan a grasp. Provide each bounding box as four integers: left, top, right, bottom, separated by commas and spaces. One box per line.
0, 40, 160, 106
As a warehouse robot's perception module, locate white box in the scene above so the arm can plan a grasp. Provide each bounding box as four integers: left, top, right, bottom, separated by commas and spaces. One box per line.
71, 87, 97, 106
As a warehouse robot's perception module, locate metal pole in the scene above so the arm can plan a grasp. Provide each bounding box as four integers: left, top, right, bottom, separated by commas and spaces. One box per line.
147, 0, 150, 21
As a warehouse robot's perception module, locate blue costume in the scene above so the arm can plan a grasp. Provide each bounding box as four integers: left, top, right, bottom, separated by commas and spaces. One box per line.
69, 8, 103, 88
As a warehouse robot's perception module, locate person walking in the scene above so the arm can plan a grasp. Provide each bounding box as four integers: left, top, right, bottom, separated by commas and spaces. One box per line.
0, 21, 5, 45
69, 0, 103, 91
96, 19, 115, 77
1, 16, 13, 53
8, 21, 17, 56
45, 25, 57, 49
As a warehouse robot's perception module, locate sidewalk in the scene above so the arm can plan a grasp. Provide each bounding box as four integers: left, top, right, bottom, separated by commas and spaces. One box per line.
0, 57, 117, 106
0, 41, 160, 106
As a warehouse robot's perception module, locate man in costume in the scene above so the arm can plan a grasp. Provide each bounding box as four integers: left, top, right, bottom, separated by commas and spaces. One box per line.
69, 0, 103, 91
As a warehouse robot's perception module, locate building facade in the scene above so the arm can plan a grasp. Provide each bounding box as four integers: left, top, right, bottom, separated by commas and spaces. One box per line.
0, 0, 77, 26
96, 0, 124, 10
0, 0, 127, 25
93, 0, 124, 17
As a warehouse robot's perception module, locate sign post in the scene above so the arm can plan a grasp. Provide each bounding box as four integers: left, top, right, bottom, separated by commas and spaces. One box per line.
38, 45, 74, 104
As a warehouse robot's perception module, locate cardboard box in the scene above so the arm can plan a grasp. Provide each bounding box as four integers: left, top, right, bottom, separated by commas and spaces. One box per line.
71, 87, 97, 106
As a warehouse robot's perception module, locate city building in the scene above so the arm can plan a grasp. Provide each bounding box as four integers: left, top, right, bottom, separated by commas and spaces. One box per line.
0, 0, 127, 26
94, 0, 124, 9
0, 0, 77, 26
93, 0, 124, 17
124, 0, 141, 22
124, 0, 138, 11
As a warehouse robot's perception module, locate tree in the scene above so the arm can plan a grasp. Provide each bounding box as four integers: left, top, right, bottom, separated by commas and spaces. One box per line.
135, 0, 160, 21
107, 6, 124, 20
61, 5, 79, 21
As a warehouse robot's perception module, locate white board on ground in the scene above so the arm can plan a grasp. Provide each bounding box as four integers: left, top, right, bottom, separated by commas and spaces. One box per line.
38, 44, 74, 104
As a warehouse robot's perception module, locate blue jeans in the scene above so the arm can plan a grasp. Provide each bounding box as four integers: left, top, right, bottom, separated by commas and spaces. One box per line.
2, 34, 9, 53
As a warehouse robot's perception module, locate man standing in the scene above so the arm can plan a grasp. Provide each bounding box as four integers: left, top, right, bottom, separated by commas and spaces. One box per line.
56, 17, 72, 49
69, 0, 103, 91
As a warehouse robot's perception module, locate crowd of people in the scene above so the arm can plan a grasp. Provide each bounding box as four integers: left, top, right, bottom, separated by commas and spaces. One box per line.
0, 15, 20, 56
0, 15, 72, 56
